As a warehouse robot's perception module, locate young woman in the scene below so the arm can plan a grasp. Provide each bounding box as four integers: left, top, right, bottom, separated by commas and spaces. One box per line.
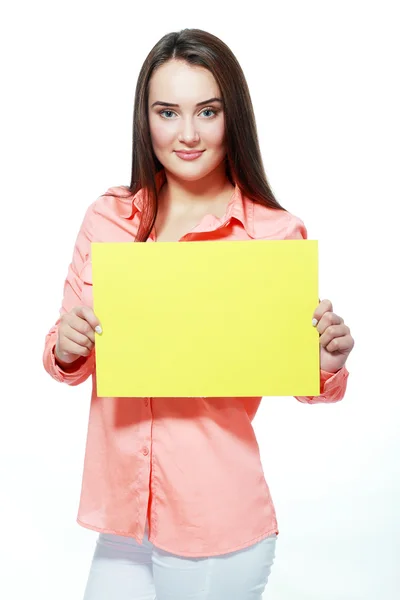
43, 28, 354, 600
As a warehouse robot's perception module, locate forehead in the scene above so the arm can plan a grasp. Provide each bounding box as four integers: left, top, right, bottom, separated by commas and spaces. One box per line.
148, 60, 220, 103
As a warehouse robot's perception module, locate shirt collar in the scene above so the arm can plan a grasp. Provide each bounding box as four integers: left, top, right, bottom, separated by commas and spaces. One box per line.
117, 168, 255, 237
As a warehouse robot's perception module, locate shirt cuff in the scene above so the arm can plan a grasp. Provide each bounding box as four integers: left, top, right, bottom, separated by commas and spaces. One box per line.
295, 364, 349, 404
44, 331, 94, 386
319, 365, 350, 400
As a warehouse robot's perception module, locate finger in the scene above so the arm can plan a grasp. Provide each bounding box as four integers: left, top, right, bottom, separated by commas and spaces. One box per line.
316, 311, 344, 336
67, 313, 96, 344
72, 305, 102, 334
60, 336, 93, 357
312, 299, 333, 326
325, 333, 354, 354
320, 324, 350, 348
64, 325, 94, 348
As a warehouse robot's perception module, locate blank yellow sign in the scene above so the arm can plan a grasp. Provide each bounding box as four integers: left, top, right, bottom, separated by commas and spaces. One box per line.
91, 240, 320, 397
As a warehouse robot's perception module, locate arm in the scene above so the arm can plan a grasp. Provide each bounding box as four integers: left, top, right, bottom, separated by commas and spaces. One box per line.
284, 214, 350, 404
42, 203, 96, 386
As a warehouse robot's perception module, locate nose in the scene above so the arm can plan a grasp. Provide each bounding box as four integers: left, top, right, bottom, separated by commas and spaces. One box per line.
178, 117, 200, 143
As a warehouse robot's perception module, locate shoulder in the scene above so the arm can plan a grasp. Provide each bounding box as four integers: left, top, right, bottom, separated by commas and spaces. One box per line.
78, 185, 135, 231
252, 202, 307, 239
75, 185, 136, 242
90, 185, 134, 219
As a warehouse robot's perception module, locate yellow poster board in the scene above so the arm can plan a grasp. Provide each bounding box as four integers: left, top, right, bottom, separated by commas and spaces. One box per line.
91, 240, 320, 397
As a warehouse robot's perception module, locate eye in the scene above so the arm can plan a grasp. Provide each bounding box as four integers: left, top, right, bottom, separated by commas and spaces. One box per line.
158, 107, 220, 119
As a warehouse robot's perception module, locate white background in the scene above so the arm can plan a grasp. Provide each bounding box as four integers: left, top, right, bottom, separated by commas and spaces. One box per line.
1, 1, 399, 599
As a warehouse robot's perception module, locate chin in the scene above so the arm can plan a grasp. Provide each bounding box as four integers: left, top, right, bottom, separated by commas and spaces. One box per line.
165, 158, 224, 179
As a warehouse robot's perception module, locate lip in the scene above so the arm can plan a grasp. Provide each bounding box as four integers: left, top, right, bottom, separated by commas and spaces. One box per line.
175, 149, 205, 154
175, 150, 205, 160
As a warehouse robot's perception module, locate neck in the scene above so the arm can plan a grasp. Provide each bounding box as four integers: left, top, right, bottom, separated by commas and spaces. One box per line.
158, 164, 234, 213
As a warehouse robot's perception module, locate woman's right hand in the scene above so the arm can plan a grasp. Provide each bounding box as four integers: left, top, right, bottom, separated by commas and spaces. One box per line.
55, 305, 102, 365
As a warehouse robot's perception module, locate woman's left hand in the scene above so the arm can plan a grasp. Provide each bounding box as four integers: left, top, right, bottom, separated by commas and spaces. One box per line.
312, 299, 355, 373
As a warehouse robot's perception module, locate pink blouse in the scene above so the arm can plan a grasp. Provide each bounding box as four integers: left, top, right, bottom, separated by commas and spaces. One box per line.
43, 168, 349, 557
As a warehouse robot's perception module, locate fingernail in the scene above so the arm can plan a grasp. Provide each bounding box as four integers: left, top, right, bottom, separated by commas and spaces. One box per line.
312, 318, 318, 327
95, 325, 102, 334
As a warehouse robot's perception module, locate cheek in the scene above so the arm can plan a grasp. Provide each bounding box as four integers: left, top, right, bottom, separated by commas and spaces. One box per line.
149, 120, 175, 148
203, 122, 226, 147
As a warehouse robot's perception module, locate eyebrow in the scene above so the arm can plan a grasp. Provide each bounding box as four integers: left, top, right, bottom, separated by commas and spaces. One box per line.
151, 97, 223, 108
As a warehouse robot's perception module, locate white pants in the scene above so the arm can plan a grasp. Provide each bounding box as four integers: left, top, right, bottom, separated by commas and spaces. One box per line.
82, 519, 277, 599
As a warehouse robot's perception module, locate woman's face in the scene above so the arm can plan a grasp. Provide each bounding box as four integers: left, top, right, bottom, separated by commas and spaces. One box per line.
148, 60, 227, 181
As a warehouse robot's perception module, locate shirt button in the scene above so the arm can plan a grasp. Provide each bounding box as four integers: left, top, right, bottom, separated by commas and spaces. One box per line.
144, 399, 149, 407
142, 447, 149, 456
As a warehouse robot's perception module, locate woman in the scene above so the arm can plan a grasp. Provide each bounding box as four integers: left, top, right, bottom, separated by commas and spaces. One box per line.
43, 28, 354, 600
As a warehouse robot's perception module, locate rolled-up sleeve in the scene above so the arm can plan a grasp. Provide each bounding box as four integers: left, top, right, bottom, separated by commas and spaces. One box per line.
42, 203, 96, 386
295, 365, 349, 404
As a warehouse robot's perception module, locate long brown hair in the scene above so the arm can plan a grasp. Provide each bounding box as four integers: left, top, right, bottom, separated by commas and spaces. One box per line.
129, 28, 286, 242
